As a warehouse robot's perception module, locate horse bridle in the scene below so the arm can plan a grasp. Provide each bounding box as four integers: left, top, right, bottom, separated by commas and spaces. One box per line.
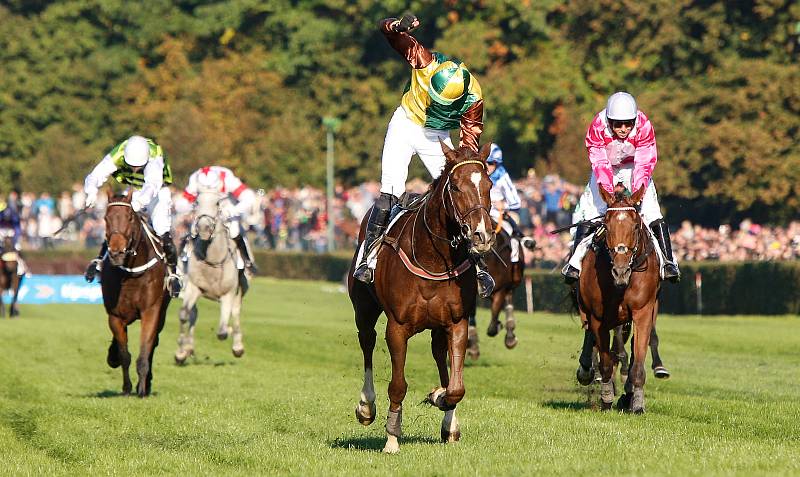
106, 201, 141, 257
424, 160, 491, 248
603, 206, 644, 269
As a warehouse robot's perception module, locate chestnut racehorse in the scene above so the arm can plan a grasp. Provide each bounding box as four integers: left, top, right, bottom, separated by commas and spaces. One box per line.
576, 185, 660, 413
349, 142, 494, 453
101, 193, 170, 397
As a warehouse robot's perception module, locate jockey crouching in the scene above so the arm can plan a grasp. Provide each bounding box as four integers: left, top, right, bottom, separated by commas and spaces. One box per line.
352, 13, 495, 297
83, 135, 183, 297
182, 166, 258, 274
486, 144, 536, 276
562, 92, 680, 284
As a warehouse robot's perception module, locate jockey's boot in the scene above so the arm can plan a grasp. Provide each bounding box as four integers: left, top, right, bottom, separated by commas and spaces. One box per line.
505, 213, 536, 250
650, 219, 681, 283
473, 254, 495, 298
161, 232, 183, 298
234, 234, 259, 274
353, 193, 395, 284
84, 241, 107, 283
562, 223, 592, 284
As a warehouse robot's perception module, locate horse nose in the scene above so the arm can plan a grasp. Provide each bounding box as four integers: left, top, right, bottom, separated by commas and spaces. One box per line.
473, 230, 488, 245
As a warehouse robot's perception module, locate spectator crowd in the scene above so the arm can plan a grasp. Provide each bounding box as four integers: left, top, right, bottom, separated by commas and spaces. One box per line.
3, 173, 800, 269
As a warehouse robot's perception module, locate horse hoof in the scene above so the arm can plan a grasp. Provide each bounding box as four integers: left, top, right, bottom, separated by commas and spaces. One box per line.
616, 393, 631, 411
504, 335, 518, 349
576, 365, 593, 386
232, 348, 244, 358
355, 400, 376, 426
486, 321, 501, 337
217, 331, 228, 341
441, 428, 461, 443
174, 353, 186, 365
600, 400, 613, 411
382, 435, 400, 454
653, 366, 671, 379
632, 407, 645, 415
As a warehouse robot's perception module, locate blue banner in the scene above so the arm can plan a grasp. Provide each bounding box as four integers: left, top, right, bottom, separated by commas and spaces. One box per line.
2, 275, 102, 304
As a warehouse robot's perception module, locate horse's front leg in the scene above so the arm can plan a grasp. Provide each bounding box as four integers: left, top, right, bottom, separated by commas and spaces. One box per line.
429, 328, 460, 442
628, 304, 656, 413
230, 290, 244, 358
383, 320, 410, 454
175, 285, 201, 364
650, 324, 670, 378
486, 291, 503, 337
136, 304, 165, 398
108, 315, 132, 395
351, 282, 381, 427
217, 293, 234, 340
592, 320, 614, 411
504, 293, 518, 349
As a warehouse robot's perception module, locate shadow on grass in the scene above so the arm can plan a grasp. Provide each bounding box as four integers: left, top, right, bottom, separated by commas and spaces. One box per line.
174, 356, 239, 367
540, 399, 591, 412
464, 359, 504, 368
77, 390, 160, 398
329, 434, 439, 451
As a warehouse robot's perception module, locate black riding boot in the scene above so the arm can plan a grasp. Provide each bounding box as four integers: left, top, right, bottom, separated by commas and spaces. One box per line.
353, 193, 395, 283
234, 234, 258, 274
562, 223, 592, 284
650, 219, 680, 283
85, 241, 108, 283
161, 232, 182, 297
504, 213, 536, 250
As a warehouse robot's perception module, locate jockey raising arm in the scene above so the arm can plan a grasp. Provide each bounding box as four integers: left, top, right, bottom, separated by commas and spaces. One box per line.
353, 14, 494, 296
82, 135, 182, 296
183, 166, 258, 273
563, 92, 680, 284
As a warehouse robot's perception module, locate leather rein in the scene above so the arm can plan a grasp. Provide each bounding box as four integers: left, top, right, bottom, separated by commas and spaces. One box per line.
387, 160, 489, 280
105, 201, 164, 274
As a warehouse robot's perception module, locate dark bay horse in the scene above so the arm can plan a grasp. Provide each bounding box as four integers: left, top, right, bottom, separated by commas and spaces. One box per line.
467, 226, 525, 359
349, 141, 494, 453
576, 185, 660, 413
102, 193, 170, 397
0, 236, 23, 317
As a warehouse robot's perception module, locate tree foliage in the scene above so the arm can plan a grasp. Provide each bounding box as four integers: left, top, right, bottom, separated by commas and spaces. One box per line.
0, 0, 798, 223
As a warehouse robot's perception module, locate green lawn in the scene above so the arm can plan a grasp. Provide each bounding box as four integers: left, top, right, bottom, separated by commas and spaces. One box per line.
0, 278, 798, 476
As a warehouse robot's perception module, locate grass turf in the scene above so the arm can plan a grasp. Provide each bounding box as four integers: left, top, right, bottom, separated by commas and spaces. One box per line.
0, 278, 798, 476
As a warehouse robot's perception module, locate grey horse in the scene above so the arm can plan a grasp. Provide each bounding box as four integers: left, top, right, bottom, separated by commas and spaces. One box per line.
175, 186, 246, 363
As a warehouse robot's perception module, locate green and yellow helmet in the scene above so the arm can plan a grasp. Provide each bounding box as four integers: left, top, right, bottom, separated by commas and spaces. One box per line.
428, 61, 470, 105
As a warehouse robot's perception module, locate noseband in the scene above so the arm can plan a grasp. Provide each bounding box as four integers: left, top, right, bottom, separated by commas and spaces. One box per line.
425, 160, 491, 248
106, 201, 140, 257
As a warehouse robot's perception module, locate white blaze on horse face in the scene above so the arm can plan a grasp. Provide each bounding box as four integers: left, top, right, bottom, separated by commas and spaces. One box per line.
470, 172, 482, 200
617, 212, 628, 221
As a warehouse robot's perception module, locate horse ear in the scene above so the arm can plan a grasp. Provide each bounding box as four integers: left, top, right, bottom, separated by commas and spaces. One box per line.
439, 139, 457, 162
630, 185, 646, 205
599, 186, 615, 206
478, 142, 492, 163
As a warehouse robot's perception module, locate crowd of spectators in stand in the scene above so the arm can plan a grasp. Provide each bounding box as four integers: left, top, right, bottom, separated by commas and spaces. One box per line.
3, 173, 800, 269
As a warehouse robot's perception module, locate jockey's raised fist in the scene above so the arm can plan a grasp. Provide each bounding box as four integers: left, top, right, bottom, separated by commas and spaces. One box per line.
394, 13, 419, 32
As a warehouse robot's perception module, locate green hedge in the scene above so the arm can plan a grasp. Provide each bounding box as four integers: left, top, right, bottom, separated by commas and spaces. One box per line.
24, 249, 800, 315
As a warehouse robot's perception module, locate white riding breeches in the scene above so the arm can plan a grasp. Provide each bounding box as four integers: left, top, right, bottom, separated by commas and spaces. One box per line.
145, 187, 173, 236
572, 163, 663, 226
380, 106, 455, 198
500, 220, 520, 263
565, 164, 672, 275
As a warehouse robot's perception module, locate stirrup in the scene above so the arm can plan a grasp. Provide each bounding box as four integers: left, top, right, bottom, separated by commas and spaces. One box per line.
353, 262, 374, 284
663, 263, 680, 283
476, 270, 495, 298
562, 265, 580, 284
85, 259, 102, 283
167, 273, 183, 298
244, 260, 259, 274
521, 236, 536, 250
